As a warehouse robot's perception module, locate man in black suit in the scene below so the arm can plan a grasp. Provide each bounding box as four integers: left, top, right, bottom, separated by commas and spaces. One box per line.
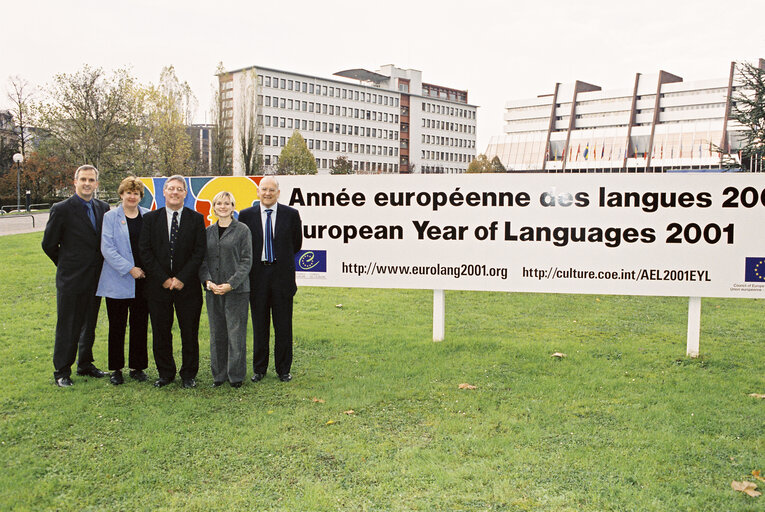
42, 165, 110, 387
139, 175, 206, 389
238, 176, 302, 382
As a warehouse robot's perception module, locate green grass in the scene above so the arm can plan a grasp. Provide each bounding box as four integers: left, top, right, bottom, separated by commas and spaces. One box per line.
1, 232, 763, 511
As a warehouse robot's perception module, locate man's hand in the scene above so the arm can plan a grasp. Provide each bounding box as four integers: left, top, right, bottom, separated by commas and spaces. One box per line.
162, 278, 173, 289
171, 277, 184, 291
129, 267, 145, 279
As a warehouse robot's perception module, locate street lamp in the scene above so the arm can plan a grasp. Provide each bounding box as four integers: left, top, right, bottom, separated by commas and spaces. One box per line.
12, 153, 23, 213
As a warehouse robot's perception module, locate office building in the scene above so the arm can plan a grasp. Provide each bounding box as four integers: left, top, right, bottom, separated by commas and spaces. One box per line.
486, 59, 764, 172
219, 64, 477, 175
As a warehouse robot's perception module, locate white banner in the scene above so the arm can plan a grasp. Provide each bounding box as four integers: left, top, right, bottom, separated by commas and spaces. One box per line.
272, 174, 765, 298
150, 174, 765, 299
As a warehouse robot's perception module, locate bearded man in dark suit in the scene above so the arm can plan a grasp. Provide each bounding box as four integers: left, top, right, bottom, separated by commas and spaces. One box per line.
42, 164, 110, 387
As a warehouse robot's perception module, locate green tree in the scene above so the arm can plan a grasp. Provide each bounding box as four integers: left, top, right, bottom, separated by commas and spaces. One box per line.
134, 66, 194, 177
330, 156, 353, 174
490, 155, 506, 172
35, 65, 143, 192
466, 154, 492, 173
731, 61, 765, 171
277, 130, 317, 175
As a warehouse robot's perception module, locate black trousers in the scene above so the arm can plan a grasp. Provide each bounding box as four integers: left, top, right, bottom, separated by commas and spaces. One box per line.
147, 287, 202, 380
53, 288, 101, 379
250, 265, 294, 376
105, 282, 148, 371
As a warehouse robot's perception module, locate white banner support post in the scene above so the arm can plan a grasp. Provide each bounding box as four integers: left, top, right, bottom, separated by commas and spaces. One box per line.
686, 296, 701, 358
433, 289, 445, 342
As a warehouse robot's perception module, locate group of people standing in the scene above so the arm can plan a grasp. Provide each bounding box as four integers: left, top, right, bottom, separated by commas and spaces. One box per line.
42, 166, 302, 389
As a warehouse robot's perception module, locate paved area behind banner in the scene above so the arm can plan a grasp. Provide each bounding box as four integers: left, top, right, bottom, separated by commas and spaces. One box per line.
0, 212, 49, 236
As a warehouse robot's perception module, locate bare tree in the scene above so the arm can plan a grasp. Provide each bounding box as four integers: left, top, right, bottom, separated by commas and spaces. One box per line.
238, 69, 261, 175
211, 62, 232, 175
6, 76, 35, 157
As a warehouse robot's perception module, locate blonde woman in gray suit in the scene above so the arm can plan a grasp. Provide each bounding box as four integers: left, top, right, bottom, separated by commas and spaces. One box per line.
199, 191, 253, 388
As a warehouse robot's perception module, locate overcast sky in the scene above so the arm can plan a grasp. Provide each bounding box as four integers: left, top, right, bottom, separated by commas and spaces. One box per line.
2, 0, 763, 152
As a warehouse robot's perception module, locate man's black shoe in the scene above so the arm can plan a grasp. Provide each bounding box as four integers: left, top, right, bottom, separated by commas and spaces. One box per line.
55, 377, 73, 387
110, 370, 124, 385
212, 381, 225, 388
77, 366, 106, 378
278, 373, 292, 382
230, 381, 243, 388
129, 370, 148, 382
250, 373, 265, 382
181, 378, 197, 389
154, 377, 174, 388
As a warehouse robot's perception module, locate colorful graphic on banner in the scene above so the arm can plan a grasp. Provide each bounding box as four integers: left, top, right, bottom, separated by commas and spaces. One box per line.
139, 176, 264, 226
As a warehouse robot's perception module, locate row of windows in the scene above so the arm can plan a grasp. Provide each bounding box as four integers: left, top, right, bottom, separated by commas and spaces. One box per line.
421, 166, 466, 174
421, 151, 474, 163
260, 74, 400, 107
421, 134, 475, 149
422, 118, 475, 134
262, 134, 400, 157
421, 101, 475, 119
262, 154, 400, 173
262, 116, 399, 140
261, 96, 399, 123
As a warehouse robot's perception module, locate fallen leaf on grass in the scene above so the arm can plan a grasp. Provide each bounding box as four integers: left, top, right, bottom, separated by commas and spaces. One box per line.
731, 480, 761, 497
325, 420, 335, 425
551, 352, 567, 358
749, 393, 765, 399
335, 304, 343, 308
311, 397, 325, 403
343, 410, 355, 415
753, 470, 765, 483
458, 383, 477, 390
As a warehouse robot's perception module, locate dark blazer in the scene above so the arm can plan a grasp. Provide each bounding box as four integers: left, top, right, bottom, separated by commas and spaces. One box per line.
238, 203, 302, 296
42, 194, 110, 293
139, 206, 206, 297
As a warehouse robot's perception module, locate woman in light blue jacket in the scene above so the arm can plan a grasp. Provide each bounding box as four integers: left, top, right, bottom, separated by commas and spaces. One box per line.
96, 177, 150, 385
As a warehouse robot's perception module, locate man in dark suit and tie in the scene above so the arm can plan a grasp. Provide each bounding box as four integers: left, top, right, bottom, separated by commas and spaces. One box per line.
42, 164, 110, 387
139, 175, 206, 389
238, 176, 302, 382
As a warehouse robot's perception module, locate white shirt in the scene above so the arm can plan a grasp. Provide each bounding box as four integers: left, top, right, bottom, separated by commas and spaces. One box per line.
166, 207, 182, 240
260, 203, 277, 261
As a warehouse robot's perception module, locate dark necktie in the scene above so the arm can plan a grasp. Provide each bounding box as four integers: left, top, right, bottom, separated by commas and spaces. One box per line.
86, 201, 96, 230
170, 211, 179, 261
264, 209, 274, 263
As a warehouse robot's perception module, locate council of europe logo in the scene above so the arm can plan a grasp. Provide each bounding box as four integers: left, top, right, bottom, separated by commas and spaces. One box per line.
295, 250, 327, 272
744, 257, 765, 282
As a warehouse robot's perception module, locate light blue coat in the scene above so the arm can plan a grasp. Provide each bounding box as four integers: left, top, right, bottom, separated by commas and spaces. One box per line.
96, 204, 149, 299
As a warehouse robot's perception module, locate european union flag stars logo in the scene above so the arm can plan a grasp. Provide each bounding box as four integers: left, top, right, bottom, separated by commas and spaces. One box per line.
744, 257, 765, 282
295, 250, 327, 272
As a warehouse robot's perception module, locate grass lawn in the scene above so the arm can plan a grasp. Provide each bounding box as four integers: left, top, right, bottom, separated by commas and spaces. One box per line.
0, 232, 763, 511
